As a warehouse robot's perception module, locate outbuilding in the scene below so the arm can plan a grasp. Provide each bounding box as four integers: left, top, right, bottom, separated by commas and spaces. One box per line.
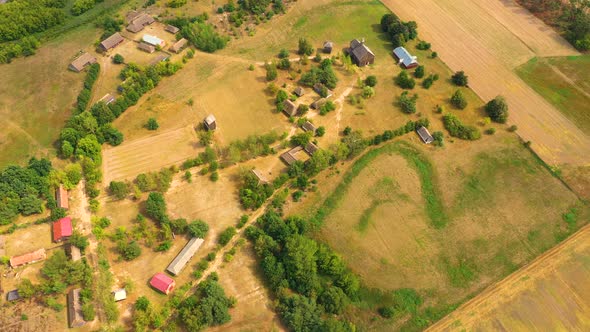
150, 273, 175, 294
280, 146, 303, 166
251, 169, 268, 184
53, 217, 73, 242
165, 25, 180, 34
113, 288, 127, 302
68, 53, 97, 72
166, 238, 204, 276
169, 38, 188, 53
301, 121, 316, 135
393, 46, 418, 69
294, 87, 305, 97
304, 142, 319, 155
348, 39, 375, 67
142, 34, 166, 48
56, 184, 69, 210
323, 41, 334, 54
138, 42, 156, 53
6, 290, 20, 302
313, 83, 333, 98
99, 32, 124, 52
204, 114, 217, 130
126, 13, 155, 33
310, 98, 327, 110
10, 249, 46, 268
283, 100, 297, 117
67, 288, 85, 328
416, 126, 434, 144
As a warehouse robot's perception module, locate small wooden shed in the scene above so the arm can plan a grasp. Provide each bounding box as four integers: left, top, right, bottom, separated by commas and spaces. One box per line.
204, 114, 217, 131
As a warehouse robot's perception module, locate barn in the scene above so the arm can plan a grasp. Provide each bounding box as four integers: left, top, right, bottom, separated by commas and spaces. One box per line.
349, 39, 375, 67
10, 249, 46, 268
416, 126, 434, 144
143, 34, 166, 48
68, 53, 97, 72
170, 38, 188, 53
99, 33, 124, 52
126, 12, 155, 33
166, 238, 204, 276
393, 46, 419, 69
150, 273, 175, 294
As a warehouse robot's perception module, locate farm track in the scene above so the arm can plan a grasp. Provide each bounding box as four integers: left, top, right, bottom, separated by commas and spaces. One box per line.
426, 223, 590, 331
380, 0, 590, 166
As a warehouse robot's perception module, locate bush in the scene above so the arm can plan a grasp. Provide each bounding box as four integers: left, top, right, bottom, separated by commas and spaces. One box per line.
450, 90, 467, 109
416, 40, 431, 50
181, 21, 228, 53
265, 63, 278, 81
218, 227, 236, 246
361, 86, 375, 99
421, 73, 438, 89
319, 101, 336, 116
278, 48, 289, 58
145, 192, 167, 223
82, 303, 96, 321
210, 171, 219, 182
113, 54, 124, 64
237, 215, 248, 228
443, 114, 481, 140
146, 118, 159, 130
398, 91, 418, 114
432, 131, 444, 147
508, 125, 518, 132
316, 126, 326, 137
451, 71, 468, 86
485, 127, 496, 135
379, 306, 395, 318
485, 95, 509, 123
430, 51, 438, 58
364, 75, 377, 87
188, 220, 209, 238
413, 65, 425, 79
395, 71, 415, 89
109, 181, 129, 200
298, 38, 314, 56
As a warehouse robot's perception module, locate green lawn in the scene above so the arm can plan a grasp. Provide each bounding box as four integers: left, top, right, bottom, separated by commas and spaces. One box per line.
516, 56, 590, 132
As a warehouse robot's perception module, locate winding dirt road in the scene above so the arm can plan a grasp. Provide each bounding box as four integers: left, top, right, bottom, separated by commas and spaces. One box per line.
380, 0, 590, 166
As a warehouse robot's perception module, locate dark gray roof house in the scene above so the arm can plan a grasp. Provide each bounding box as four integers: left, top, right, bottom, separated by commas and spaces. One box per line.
69, 52, 97, 72
323, 41, 334, 54
283, 100, 297, 117
349, 39, 375, 67
7, 290, 20, 302
167, 238, 204, 276
67, 288, 86, 328
99, 33, 124, 52
416, 126, 434, 144
204, 114, 217, 130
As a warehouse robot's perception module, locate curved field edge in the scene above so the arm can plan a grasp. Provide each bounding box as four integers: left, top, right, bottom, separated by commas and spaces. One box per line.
313, 141, 446, 229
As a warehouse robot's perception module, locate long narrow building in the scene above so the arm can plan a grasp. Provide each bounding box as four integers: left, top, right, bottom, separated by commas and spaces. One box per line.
166, 237, 204, 276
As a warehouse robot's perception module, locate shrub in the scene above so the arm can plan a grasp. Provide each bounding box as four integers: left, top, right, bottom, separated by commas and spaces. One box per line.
113, 54, 124, 64
146, 118, 159, 130
413, 65, 425, 78
485, 95, 509, 123
278, 48, 289, 58
485, 127, 496, 135
188, 220, 209, 238
395, 71, 415, 89
508, 125, 518, 132
379, 306, 394, 318
109, 181, 129, 200
365, 75, 377, 87
361, 86, 375, 99
450, 90, 467, 109
210, 171, 219, 182
398, 91, 418, 114
316, 126, 326, 137
237, 215, 248, 228
443, 114, 481, 140
432, 131, 444, 147
298, 37, 314, 56
416, 40, 431, 50
430, 51, 438, 58
451, 71, 468, 86
218, 227, 236, 246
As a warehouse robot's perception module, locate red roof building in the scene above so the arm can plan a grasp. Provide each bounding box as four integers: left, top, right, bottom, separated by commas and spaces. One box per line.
150, 273, 175, 294
53, 217, 73, 242
10, 249, 47, 268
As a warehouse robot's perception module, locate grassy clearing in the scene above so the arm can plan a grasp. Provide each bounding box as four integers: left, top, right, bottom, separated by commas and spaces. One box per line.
516, 56, 590, 132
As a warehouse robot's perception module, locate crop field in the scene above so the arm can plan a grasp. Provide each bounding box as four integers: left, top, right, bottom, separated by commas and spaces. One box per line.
429, 224, 590, 331
102, 125, 200, 183
516, 56, 590, 133
379, 0, 590, 167
0, 25, 99, 167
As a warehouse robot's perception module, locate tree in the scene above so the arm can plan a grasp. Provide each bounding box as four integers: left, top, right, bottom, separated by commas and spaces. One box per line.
398, 91, 418, 114
361, 86, 375, 99
218, 227, 236, 246
278, 48, 289, 58
342, 131, 367, 158
485, 95, 509, 123
451, 71, 468, 86
70, 232, 89, 252
145, 192, 167, 223
182, 21, 228, 53
113, 54, 124, 64
395, 71, 415, 89
318, 286, 348, 314
365, 75, 377, 87
82, 303, 96, 321
450, 90, 468, 109
210, 171, 219, 182
298, 37, 314, 56
18, 278, 36, 298
109, 181, 129, 200
265, 63, 278, 81
118, 240, 141, 260
76, 135, 101, 162
316, 126, 325, 137
414, 65, 425, 78
296, 104, 309, 116
61, 141, 74, 158
146, 118, 159, 130
178, 276, 233, 330
188, 220, 209, 238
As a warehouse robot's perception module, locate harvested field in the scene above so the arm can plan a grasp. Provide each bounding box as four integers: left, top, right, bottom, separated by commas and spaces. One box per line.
102, 125, 199, 183
211, 245, 284, 332
428, 224, 590, 331
379, 0, 590, 166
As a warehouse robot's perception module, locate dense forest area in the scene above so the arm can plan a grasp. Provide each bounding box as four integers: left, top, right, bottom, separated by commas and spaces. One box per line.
517, 0, 590, 51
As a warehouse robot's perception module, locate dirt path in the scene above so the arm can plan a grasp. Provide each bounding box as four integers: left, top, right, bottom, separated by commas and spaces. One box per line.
379, 0, 590, 166
426, 223, 590, 331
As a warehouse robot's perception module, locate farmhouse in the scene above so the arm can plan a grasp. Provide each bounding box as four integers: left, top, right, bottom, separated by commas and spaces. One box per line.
142, 34, 166, 48
138, 42, 156, 53
126, 12, 155, 33
416, 126, 434, 144
56, 184, 69, 210
68, 52, 97, 72
323, 41, 334, 54
113, 288, 127, 302
251, 169, 268, 184
99, 32, 124, 52
165, 25, 180, 34
150, 273, 175, 294
393, 46, 418, 69
100, 93, 116, 105
53, 217, 73, 242
305, 142, 319, 155
301, 121, 316, 134
283, 100, 297, 117
294, 87, 305, 97
166, 237, 204, 276
170, 38, 188, 53
67, 288, 85, 328
6, 290, 20, 302
204, 114, 217, 130
349, 39, 375, 67
10, 249, 46, 268
280, 146, 303, 166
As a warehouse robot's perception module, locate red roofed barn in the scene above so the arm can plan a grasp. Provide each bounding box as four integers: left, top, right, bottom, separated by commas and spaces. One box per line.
150, 273, 175, 294
53, 217, 73, 242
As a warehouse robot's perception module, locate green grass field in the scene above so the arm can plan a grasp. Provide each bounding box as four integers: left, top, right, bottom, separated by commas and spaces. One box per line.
516, 56, 590, 132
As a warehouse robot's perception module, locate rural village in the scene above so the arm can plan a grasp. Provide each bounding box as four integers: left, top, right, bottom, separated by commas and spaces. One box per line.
0, 0, 589, 331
